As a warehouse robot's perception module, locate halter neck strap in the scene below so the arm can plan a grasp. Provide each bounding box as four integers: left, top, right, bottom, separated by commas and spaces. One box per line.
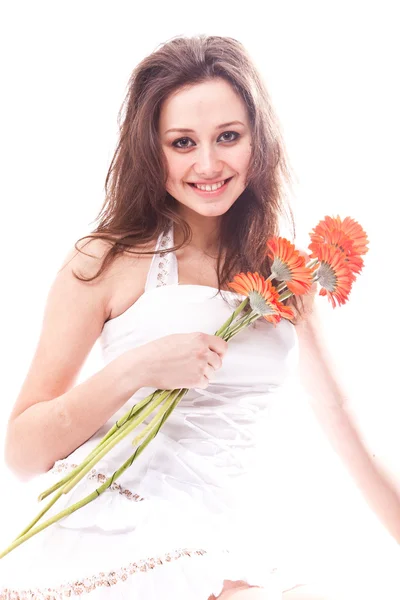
144, 224, 178, 292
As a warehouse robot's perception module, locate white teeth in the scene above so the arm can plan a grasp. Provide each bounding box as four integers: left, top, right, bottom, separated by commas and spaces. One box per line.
193, 180, 226, 191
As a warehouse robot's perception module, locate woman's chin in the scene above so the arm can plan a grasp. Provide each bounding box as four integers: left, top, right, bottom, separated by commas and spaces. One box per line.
184, 201, 233, 219
172, 192, 239, 218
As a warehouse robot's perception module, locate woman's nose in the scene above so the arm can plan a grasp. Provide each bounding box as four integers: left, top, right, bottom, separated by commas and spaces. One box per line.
193, 144, 223, 176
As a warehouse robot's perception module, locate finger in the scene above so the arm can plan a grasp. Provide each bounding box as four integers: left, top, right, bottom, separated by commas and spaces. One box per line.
204, 364, 215, 381
207, 350, 222, 371
197, 374, 210, 389
207, 335, 228, 358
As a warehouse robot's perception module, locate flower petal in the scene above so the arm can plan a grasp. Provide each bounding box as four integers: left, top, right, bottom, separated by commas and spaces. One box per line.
228, 272, 293, 323
267, 237, 315, 295
313, 244, 353, 308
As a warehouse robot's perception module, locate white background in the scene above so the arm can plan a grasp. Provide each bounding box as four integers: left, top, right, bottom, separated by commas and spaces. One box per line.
0, 1, 399, 595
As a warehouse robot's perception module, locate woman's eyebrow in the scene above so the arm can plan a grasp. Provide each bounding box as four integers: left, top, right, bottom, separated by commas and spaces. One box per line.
164, 121, 246, 134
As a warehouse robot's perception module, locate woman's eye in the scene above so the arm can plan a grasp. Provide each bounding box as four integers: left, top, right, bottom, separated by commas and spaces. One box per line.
219, 131, 239, 142
172, 131, 240, 149
173, 137, 193, 149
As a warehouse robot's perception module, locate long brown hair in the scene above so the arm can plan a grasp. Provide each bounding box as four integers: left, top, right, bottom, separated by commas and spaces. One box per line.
73, 34, 296, 295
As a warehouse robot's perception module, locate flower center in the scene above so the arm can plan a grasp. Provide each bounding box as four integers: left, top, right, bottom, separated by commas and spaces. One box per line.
271, 258, 292, 281
317, 262, 337, 291
249, 291, 277, 316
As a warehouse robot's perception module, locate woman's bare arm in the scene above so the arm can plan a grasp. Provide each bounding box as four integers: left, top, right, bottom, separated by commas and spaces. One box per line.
4, 240, 146, 481
296, 308, 400, 544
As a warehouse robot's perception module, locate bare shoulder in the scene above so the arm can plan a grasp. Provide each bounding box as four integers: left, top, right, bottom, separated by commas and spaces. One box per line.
66, 236, 158, 322
59, 236, 154, 314
60, 236, 117, 283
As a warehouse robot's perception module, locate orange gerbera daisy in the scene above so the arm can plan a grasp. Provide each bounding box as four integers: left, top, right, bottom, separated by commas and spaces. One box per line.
312, 244, 354, 308
266, 237, 316, 295
309, 215, 369, 275
309, 238, 364, 275
228, 272, 295, 324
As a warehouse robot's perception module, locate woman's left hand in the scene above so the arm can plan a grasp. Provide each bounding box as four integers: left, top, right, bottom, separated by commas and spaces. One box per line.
286, 281, 318, 326
286, 248, 319, 326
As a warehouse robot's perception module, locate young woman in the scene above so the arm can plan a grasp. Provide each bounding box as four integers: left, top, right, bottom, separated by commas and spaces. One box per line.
1, 35, 399, 600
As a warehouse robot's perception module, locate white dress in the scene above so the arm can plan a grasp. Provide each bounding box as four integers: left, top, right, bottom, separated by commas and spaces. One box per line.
0, 224, 302, 599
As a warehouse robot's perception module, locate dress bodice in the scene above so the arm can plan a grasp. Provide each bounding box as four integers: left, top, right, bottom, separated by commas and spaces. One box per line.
100, 223, 298, 389
94, 224, 298, 507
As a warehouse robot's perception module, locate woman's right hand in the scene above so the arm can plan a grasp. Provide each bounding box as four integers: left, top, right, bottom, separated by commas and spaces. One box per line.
131, 332, 228, 390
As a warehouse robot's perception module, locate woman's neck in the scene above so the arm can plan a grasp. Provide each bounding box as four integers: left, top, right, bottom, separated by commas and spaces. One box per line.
174, 215, 221, 256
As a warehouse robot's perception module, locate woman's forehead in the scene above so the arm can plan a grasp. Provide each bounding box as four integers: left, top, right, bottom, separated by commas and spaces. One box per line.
159, 79, 249, 132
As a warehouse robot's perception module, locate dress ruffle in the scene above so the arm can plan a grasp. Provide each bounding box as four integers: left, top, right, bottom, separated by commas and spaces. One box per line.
0, 545, 283, 599
0, 460, 289, 599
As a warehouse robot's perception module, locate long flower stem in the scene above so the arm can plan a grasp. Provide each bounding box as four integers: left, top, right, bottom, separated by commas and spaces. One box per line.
153, 389, 187, 431
61, 389, 171, 495
17, 391, 182, 541
131, 388, 185, 446
0, 389, 188, 560
214, 298, 248, 337
38, 391, 162, 502
220, 313, 252, 339
278, 289, 294, 302
225, 317, 260, 342
276, 281, 287, 293
306, 258, 319, 269
27, 392, 166, 534
223, 311, 258, 340
14, 486, 66, 541
94, 390, 163, 449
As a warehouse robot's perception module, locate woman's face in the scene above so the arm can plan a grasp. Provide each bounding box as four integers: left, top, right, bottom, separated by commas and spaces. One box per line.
159, 78, 252, 219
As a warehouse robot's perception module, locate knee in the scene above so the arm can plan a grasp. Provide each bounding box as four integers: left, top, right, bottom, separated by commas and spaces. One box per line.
211, 580, 267, 600
282, 583, 341, 600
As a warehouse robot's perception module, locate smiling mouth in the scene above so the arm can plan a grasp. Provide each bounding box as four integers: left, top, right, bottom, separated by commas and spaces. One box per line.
187, 176, 233, 189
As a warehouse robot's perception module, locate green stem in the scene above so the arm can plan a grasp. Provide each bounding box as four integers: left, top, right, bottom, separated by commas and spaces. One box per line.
214, 297, 248, 337
276, 281, 287, 293
278, 289, 294, 302
61, 389, 171, 495
38, 391, 160, 502
306, 258, 319, 269
0, 389, 188, 560
26, 391, 179, 538
223, 311, 258, 341
93, 396, 155, 450
156, 389, 187, 430
225, 313, 260, 341
29, 392, 168, 535
131, 388, 184, 446
14, 486, 65, 541
220, 312, 252, 338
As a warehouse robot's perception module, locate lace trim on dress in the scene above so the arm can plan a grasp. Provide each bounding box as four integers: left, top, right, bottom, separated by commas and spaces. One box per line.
50, 461, 145, 502
0, 549, 211, 599
156, 229, 174, 287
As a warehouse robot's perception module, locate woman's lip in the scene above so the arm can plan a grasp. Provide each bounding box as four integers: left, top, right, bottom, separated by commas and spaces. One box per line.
188, 178, 231, 185
188, 177, 233, 198
186, 177, 233, 197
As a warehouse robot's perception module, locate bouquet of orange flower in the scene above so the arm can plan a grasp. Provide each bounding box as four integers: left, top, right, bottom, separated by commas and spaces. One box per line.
0, 215, 369, 559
